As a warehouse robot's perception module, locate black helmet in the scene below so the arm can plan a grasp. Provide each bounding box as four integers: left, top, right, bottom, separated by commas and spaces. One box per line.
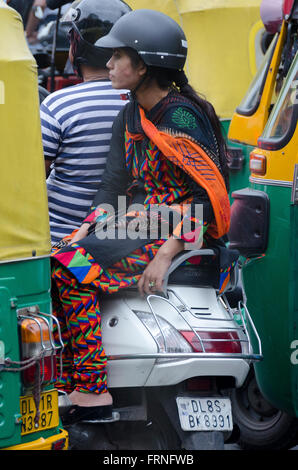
61, 0, 131, 70
95, 9, 187, 70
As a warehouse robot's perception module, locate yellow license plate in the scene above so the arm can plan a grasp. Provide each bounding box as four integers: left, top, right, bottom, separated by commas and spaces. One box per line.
20, 390, 59, 436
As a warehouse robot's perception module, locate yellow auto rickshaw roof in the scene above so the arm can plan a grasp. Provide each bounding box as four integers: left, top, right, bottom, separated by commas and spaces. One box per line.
177, 0, 261, 11
0, 1, 51, 262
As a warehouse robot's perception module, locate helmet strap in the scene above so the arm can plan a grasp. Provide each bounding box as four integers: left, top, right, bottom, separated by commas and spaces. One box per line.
130, 70, 150, 97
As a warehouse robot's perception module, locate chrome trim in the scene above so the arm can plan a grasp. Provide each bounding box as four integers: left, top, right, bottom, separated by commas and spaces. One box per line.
18, 314, 47, 383
139, 51, 186, 58
291, 164, 298, 204
249, 176, 292, 187
107, 352, 262, 361
30, 310, 64, 382
0, 254, 50, 265
137, 282, 263, 362
17, 306, 64, 382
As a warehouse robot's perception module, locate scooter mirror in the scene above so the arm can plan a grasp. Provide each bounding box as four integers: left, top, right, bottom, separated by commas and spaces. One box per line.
260, 0, 283, 33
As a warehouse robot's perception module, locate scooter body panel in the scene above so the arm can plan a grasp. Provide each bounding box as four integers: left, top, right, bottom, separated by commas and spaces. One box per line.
101, 297, 157, 387
101, 285, 253, 389
144, 357, 249, 388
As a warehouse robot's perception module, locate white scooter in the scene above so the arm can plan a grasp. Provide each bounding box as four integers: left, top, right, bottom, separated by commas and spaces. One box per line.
59, 248, 262, 450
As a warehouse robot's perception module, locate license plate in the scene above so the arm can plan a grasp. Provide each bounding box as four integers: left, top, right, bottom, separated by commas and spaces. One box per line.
20, 389, 59, 436
176, 396, 233, 431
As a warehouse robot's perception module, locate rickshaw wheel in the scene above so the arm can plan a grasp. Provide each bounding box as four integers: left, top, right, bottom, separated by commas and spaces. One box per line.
230, 369, 298, 450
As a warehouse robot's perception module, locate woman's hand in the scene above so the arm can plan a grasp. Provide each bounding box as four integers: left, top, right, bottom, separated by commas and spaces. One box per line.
69, 223, 91, 244
138, 237, 184, 296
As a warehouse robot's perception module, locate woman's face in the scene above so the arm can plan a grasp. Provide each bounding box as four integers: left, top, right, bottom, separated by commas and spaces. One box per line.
106, 49, 146, 91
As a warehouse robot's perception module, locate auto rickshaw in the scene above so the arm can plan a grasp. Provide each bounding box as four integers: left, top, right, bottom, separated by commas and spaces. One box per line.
0, 1, 68, 449
228, 0, 298, 450
228, 0, 288, 194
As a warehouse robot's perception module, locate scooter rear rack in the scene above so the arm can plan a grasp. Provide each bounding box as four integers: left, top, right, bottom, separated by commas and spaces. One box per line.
107, 292, 262, 362
107, 249, 263, 363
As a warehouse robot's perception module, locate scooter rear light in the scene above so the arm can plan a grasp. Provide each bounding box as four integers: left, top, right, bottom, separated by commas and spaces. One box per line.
180, 330, 242, 354
135, 311, 193, 354
19, 317, 57, 387
249, 151, 267, 175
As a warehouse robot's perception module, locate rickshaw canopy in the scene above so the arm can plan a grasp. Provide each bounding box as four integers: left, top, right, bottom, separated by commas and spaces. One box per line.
0, 1, 51, 262
129, 0, 263, 118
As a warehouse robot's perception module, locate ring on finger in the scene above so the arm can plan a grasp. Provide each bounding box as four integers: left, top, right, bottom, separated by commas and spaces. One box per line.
148, 281, 156, 289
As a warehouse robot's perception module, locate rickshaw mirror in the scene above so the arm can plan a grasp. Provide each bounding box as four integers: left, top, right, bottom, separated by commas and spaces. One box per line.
261, 0, 283, 34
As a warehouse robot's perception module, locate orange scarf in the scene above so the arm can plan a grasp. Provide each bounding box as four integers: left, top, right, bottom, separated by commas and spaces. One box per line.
136, 106, 230, 239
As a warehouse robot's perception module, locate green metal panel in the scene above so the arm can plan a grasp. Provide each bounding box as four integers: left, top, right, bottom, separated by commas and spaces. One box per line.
0, 285, 21, 447
289, 201, 298, 415
221, 120, 253, 199
0, 256, 62, 448
242, 183, 296, 414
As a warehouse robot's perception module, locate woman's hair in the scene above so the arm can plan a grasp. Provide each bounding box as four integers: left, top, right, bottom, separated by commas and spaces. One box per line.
125, 47, 230, 190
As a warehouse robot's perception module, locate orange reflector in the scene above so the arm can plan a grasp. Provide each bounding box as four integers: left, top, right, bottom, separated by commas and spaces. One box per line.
249, 152, 267, 176
20, 318, 50, 343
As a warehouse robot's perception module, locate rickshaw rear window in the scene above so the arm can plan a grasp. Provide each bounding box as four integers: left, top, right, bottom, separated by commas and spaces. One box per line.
236, 35, 277, 116
259, 51, 298, 150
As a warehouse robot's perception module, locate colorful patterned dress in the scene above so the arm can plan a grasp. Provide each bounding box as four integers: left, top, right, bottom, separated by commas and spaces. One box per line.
51, 91, 230, 394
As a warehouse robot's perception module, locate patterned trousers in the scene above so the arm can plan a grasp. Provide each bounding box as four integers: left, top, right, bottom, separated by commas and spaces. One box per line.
51, 241, 164, 394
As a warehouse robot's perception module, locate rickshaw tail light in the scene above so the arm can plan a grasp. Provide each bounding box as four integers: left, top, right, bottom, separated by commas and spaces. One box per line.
19, 318, 57, 387
180, 330, 242, 354
283, 0, 295, 18
249, 152, 267, 175
22, 356, 57, 387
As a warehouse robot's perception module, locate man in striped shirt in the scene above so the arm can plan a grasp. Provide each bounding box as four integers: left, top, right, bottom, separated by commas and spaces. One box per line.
40, 0, 130, 243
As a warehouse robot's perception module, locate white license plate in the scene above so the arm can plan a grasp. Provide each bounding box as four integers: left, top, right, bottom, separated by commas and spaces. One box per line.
176, 396, 233, 431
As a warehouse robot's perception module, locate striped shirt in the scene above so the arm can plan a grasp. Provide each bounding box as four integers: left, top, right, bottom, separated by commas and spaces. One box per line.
40, 80, 128, 243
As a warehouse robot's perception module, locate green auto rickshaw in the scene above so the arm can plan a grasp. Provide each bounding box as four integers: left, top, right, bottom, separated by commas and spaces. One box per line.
0, 1, 68, 449
228, 0, 298, 450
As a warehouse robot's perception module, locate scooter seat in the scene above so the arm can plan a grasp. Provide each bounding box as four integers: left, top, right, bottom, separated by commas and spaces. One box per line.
167, 262, 220, 289
165, 245, 240, 292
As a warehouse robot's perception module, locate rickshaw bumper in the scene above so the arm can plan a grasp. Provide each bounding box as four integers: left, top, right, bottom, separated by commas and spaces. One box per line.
3, 428, 69, 450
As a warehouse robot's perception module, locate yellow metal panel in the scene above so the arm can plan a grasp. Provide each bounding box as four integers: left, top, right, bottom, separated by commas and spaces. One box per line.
0, 2, 51, 261
250, 123, 298, 182
228, 22, 287, 145
4, 428, 69, 450
177, 0, 261, 11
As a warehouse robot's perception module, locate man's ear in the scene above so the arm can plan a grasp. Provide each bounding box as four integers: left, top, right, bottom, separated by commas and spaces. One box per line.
138, 63, 148, 79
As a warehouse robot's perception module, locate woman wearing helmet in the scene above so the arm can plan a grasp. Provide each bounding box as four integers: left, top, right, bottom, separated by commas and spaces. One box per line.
51, 9, 232, 425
